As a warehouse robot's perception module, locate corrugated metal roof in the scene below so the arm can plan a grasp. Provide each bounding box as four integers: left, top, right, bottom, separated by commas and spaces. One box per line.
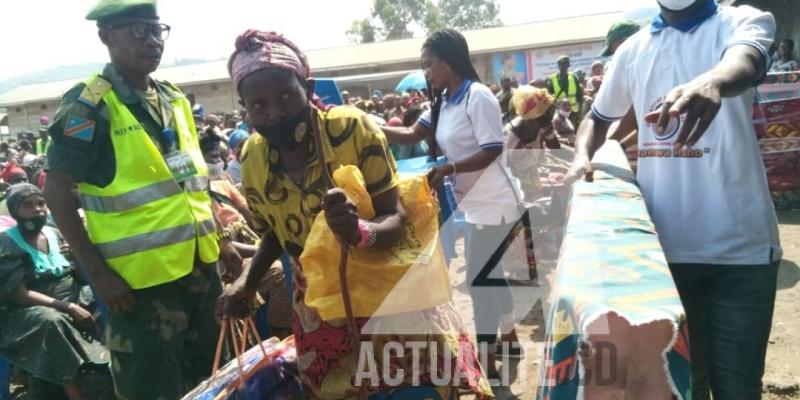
0, 12, 621, 107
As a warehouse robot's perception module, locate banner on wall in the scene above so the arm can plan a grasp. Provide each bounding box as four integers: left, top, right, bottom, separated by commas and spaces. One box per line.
493, 52, 529, 85
527, 41, 606, 80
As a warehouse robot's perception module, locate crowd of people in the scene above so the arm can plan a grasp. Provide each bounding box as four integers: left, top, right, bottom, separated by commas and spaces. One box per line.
0, 0, 794, 399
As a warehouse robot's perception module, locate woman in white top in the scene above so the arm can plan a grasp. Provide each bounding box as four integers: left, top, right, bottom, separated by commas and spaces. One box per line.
770, 39, 798, 72
382, 28, 524, 379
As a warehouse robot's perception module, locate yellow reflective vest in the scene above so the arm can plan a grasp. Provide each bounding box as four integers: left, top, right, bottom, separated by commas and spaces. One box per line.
551, 72, 579, 113
77, 75, 219, 289
35, 138, 48, 155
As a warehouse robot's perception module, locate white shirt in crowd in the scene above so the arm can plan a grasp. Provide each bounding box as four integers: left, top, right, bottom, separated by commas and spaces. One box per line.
592, 4, 781, 265
226, 159, 242, 184
769, 59, 798, 73
419, 80, 523, 226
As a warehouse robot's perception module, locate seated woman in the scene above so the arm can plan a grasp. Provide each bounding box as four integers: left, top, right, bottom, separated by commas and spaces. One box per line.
770, 39, 798, 73
0, 184, 111, 400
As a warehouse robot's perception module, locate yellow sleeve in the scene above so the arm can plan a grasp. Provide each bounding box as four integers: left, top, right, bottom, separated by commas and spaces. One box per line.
353, 113, 399, 197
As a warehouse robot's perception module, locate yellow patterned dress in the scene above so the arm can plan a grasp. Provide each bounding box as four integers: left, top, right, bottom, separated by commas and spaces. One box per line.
241, 106, 493, 399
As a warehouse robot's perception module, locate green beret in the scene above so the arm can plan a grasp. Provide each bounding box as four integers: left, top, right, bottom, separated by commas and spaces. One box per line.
600, 20, 640, 57
86, 0, 158, 24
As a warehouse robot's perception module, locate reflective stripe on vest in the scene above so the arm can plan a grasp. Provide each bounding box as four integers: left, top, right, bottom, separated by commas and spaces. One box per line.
80, 175, 209, 213
77, 75, 219, 289
95, 218, 216, 259
551, 73, 579, 113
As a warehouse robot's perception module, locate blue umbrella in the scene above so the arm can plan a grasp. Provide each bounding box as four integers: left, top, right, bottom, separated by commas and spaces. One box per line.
394, 71, 428, 92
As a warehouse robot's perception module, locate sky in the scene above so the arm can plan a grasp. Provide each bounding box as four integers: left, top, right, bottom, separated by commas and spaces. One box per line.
0, 0, 657, 82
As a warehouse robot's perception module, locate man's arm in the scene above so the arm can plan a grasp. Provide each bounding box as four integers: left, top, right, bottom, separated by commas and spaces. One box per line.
608, 107, 638, 143
652, 45, 767, 149
572, 112, 614, 173
44, 171, 135, 312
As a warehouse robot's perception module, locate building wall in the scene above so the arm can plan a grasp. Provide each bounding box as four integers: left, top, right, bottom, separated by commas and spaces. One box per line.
180, 81, 239, 115
6, 101, 59, 136
4, 39, 602, 130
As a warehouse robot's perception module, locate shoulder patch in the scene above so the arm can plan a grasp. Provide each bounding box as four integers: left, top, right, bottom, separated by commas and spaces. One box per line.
63, 116, 96, 141
78, 76, 112, 109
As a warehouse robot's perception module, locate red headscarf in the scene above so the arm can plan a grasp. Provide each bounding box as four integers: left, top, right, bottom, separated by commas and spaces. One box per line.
228, 30, 309, 89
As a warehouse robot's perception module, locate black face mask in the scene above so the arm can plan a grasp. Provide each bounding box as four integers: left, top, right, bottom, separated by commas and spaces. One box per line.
17, 215, 47, 235
257, 106, 311, 150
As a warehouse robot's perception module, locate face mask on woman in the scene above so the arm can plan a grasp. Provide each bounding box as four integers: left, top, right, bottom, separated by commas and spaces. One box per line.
207, 161, 225, 176
18, 215, 47, 235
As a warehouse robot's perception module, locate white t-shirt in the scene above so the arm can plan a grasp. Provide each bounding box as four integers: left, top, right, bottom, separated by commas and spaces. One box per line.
226, 158, 242, 185
592, 5, 781, 265
419, 81, 523, 226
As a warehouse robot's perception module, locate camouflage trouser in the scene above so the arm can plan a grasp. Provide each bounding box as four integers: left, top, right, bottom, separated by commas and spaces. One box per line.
104, 262, 222, 400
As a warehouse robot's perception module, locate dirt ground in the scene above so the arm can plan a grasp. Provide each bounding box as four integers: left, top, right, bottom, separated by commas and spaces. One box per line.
763, 211, 800, 400
8, 214, 798, 399
451, 209, 800, 400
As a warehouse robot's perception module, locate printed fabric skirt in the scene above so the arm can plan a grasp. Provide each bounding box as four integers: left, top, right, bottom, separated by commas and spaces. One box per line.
288, 259, 494, 399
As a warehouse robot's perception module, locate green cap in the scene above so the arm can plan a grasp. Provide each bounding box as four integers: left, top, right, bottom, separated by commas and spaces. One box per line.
86, 0, 158, 24
600, 20, 640, 57
557, 55, 570, 64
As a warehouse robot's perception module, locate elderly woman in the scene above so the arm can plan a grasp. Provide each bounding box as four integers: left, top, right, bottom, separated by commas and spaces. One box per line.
0, 184, 111, 400
218, 30, 492, 399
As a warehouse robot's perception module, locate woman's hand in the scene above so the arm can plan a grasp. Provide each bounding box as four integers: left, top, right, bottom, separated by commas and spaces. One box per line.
321, 188, 360, 245
65, 303, 95, 331
427, 163, 455, 189
59, 243, 75, 263
216, 277, 257, 320
219, 239, 244, 283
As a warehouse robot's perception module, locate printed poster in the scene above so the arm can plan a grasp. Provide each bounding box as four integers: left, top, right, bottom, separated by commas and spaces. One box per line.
527, 42, 606, 80
493, 52, 529, 85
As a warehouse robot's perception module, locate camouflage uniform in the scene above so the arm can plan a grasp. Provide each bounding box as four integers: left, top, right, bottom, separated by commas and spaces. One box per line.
47, 62, 222, 399
105, 263, 221, 400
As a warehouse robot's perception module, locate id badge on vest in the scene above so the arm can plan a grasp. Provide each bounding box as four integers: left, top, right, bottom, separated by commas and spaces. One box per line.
163, 128, 198, 182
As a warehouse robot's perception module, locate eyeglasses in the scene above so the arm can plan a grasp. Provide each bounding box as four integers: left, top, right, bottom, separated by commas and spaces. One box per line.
107, 21, 171, 41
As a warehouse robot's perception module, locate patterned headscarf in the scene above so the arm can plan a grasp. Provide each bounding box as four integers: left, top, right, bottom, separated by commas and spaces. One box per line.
6, 183, 42, 219
228, 30, 309, 90
511, 86, 555, 120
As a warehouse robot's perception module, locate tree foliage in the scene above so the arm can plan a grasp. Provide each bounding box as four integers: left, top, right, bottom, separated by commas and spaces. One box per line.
346, 18, 377, 44
347, 0, 502, 44
439, 0, 502, 31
